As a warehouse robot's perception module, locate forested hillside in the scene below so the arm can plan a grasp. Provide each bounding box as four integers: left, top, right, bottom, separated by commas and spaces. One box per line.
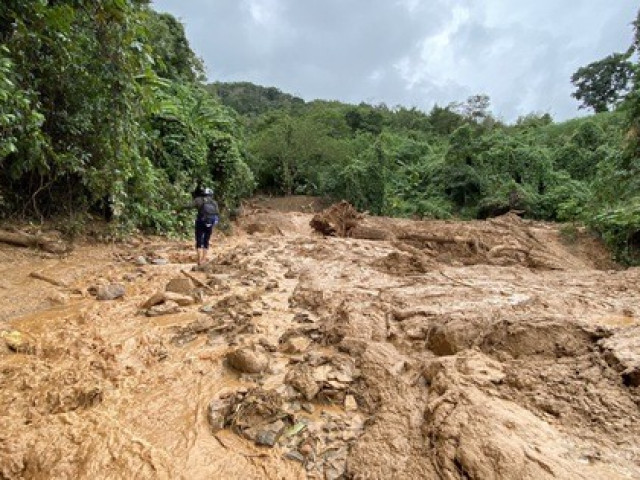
0, 1, 254, 233
0, 1, 638, 263
210, 19, 640, 263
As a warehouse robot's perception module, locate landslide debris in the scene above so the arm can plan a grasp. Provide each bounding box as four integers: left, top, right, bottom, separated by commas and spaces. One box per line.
0, 198, 638, 480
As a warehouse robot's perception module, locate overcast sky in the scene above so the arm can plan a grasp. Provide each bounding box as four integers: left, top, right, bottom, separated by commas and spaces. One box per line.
152, 0, 637, 122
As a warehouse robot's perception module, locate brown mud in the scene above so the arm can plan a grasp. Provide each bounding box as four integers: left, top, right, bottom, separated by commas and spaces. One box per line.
1, 198, 639, 479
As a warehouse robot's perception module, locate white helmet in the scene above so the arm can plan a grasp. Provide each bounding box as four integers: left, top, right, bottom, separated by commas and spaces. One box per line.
203, 188, 213, 196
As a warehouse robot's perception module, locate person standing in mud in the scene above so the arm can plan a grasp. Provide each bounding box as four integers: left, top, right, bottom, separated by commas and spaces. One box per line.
188, 185, 219, 266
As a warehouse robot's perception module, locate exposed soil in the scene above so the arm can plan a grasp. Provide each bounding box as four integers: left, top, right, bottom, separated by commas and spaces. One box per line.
1, 198, 639, 479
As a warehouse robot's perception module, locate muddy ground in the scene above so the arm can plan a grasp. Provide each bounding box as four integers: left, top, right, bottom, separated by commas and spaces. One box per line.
1, 197, 639, 479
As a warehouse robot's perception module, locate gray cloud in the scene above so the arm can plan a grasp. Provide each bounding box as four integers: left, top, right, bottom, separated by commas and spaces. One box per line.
153, 0, 638, 121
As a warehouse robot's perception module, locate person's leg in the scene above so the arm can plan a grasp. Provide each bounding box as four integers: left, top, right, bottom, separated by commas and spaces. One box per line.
195, 220, 206, 264
201, 225, 213, 264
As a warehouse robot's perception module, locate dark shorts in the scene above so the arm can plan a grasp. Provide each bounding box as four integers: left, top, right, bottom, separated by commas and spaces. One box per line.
195, 219, 214, 249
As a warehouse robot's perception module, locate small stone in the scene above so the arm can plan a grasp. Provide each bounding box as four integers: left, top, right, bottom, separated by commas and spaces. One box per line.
254, 420, 285, 447
165, 278, 193, 296
207, 397, 231, 432
48, 291, 69, 305
312, 365, 332, 382
255, 430, 277, 447
258, 337, 279, 352
146, 301, 181, 317
334, 371, 355, 383
135, 256, 147, 265
344, 395, 358, 412
141, 292, 165, 309
1, 330, 33, 353
286, 366, 320, 401
299, 443, 313, 456
284, 270, 297, 279
282, 336, 312, 354
284, 450, 305, 463
96, 284, 125, 301
226, 347, 269, 374
302, 403, 315, 414
163, 291, 195, 306
151, 258, 168, 265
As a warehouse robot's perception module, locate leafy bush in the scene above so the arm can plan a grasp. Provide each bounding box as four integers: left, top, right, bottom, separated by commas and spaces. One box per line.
589, 199, 640, 264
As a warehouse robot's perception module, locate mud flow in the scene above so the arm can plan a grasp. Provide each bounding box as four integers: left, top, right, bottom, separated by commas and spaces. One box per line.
1, 198, 639, 479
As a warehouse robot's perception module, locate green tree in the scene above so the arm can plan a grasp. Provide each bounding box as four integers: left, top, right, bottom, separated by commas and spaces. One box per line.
571, 52, 634, 113
145, 11, 205, 82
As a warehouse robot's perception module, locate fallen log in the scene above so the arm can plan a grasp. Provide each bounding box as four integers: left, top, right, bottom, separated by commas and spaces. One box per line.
0, 230, 71, 254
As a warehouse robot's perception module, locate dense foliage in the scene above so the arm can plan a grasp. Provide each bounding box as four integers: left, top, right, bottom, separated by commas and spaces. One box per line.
0, 0, 254, 234
212, 8, 640, 264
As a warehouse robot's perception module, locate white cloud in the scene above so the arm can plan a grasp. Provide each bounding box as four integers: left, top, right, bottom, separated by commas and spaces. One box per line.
152, 0, 638, 121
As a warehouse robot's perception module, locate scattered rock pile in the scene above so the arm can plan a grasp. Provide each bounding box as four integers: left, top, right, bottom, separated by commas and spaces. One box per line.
207, 387, 366, 478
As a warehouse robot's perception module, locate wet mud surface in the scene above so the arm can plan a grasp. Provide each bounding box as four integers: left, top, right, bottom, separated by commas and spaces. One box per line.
1, 200, 639, 479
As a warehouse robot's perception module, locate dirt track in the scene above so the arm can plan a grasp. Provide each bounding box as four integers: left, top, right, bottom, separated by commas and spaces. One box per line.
1, 198, 639, 479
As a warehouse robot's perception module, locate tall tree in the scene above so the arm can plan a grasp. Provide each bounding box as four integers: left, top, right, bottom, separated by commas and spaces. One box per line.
571, 52, 634, 113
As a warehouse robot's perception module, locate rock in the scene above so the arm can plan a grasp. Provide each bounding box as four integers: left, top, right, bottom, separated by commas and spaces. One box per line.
282, 336, 312, 354
207, 397, 232, 432
96, 284, 125, 301
141, 292, 165, 309
146, 301, 181, 317
333, 370, 355, 383
302, 403, 315, 414
256, 430, 277, 447
286, 366, 320, 401
163, 291, 195, 307
135, 256, 147, 265
344, 395, 358, 412
254, 419, 285, 447
258, 337, 279, 352
255, 430, 278, 447
151, 258, 168, 265
299, 443, 313, 456
1, 330, 34, 353
284, 450, 305, 463
312, 365, 333, 382
227, 347, 269, 374
165, 278, 193, 296
47, 291, 69, 305
285, 402, 301, 413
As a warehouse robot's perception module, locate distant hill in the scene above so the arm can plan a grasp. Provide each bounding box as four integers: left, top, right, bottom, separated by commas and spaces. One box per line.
206, 81, 305, 116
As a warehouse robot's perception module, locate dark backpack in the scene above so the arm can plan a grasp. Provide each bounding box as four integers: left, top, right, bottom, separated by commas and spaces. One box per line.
198, 198, 219, 227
